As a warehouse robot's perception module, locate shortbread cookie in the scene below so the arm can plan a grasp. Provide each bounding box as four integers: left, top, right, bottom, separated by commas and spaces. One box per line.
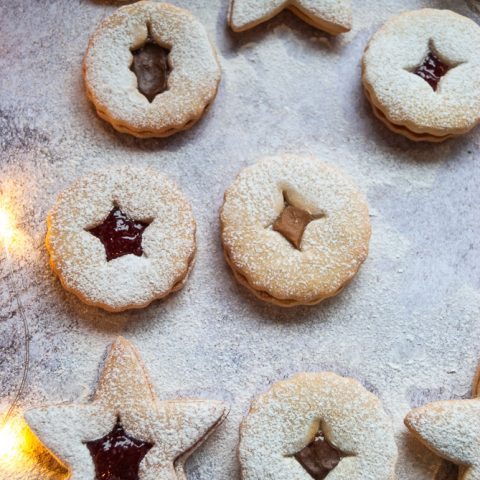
84, 1, 221, 138
229, 0, 352, 35
239, 372, 397, 479
405, 366, 480, 479
362, 9, 480, 142
46, 166, 196, 312
220, 155, 371, 307
25, 337, 229, 480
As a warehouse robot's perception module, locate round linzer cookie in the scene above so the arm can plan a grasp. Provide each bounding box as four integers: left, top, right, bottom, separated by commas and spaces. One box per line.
220, 155, 371, 307
362, 9, 480, 142
25, 337, 229, 479
228, 0, 352, 35
83, 1, 221, 138
46, 166, 196, 312
404, 365, 480, 479
239, 372, 398, 479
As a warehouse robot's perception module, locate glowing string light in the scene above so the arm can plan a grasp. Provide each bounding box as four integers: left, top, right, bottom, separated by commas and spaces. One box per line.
0, 207, 30, 434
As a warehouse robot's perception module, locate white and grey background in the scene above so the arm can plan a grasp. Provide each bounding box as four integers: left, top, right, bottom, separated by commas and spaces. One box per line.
1, 0, 479, 478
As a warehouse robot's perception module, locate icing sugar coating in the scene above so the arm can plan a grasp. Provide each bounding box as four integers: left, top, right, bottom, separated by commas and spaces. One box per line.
404, 368, 480, 479
229, 0, 352, 35
83, 1, 221, 138
362, 9, 480, 142
46, 166, 196, 312
220, 155, 371, 307
24, 337, 229, 480
239, 372, 398, 480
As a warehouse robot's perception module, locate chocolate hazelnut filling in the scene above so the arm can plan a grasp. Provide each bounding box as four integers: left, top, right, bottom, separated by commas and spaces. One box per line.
131, 39, 171, 102
85, 417, 153, 480
273, 197, 325, 249
294, 433, 342, 480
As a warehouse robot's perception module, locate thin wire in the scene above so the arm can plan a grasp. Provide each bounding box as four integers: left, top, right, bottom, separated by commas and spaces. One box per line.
0, 239, 30, 430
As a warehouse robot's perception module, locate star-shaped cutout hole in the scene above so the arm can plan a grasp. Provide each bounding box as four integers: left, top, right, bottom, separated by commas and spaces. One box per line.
410, 41, 461, 91
88, 206, 151, 262
272, 192, 325, 249
24, 337, 229, 480
130, 26, 171, 103
294, 433, 343, 480
85, 417, 153, 480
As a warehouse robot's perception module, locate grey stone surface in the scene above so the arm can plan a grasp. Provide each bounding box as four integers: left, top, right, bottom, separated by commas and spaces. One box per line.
0, 0, 479, 478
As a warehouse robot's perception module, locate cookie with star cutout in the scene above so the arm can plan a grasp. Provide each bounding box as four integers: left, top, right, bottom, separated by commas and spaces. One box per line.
239, 372, 398, 480
362, 9, 480, 142
84, 1, 221, 138
228, 0, 352, 35
46, 166, 196, 312
404, 365, 480, 479
220, 154, 371, 307
24, 337, 229, 480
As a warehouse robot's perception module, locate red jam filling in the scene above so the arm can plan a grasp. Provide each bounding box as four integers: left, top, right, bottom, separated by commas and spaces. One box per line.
88, 207, 150, 262
294, 434, 342, 480
85, 418, 153, 480
414, 52, 449, 91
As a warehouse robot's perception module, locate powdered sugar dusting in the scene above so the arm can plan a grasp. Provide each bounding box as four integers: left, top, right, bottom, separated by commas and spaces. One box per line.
47, 166, 196, 312
229, 0, 352, 34
363, 9, 480, 136
1, 1, 480, 479
24, 337, 229, 479
221, 155, 371, 305
240, 372, 397, 479
84, 1, 221, 137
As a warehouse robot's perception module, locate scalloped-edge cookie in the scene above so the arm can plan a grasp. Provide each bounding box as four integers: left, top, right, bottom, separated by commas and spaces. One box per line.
220, 154, 371, 307
363, 9, 480, 142
239, 372, 397, 479
46, 166, 196, 312
24, 337, 229, 480
229, 0, 352, 35
84, 1, 221, 138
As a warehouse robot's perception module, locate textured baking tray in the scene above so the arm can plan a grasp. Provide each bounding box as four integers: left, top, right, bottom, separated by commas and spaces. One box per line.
1, 0, 479, 478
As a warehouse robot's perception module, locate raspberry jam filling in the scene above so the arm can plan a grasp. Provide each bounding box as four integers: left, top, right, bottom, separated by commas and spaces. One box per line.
294, 433, 342, 480
414, 52, 449, 91
131, 39, 171, 102
272, 194, 325, 250
88, 207, 150, 262
85, 417, 153, 480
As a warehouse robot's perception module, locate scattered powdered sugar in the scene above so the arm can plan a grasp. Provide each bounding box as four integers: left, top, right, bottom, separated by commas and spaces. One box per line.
1, 1, 480, 479
239, 372, 397, 479
221, 154, 371, 304
363, 9, 480, 135
47, 166, 196, 311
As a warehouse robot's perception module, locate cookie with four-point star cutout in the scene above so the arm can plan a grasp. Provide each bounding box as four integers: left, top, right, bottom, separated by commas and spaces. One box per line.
46, 166, 196, 312
24, 337, 229, 480
228, 0, 352, 35
84, 1, 221, 138
362, 9, 480, 142
220, 154, 371, 307
239, 372, 398, 480
404, 366, 480, 479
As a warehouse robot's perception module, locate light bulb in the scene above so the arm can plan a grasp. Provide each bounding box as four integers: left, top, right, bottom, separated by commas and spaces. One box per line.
0, 208, 13, 244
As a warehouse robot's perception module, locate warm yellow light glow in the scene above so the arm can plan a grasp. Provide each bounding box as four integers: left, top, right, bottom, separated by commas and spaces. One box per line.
0, 208, 14, 244
0, 418, 27, 463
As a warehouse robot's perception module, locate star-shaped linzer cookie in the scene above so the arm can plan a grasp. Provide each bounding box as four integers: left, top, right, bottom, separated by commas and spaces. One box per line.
404, 369, 480, 479
24, 337, 229, 480
228, 0, 352, 35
